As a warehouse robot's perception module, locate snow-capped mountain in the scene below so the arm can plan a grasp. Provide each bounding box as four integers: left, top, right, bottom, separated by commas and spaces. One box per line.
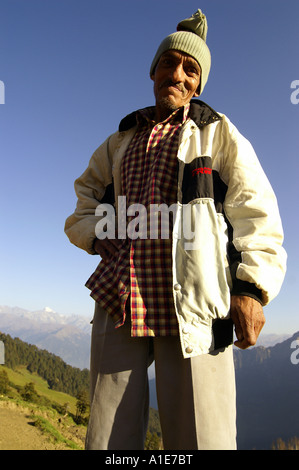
0, 305, 92, 369
0, 305, 92, 333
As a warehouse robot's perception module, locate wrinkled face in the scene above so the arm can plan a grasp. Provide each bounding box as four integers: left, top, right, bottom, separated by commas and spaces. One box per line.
151, 50, 201, 121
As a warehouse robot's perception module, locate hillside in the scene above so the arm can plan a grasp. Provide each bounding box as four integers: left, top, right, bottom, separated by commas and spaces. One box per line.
0, 331, 89, 397
0, 399, 86, 450
0, 402, 75, 450
0, 333, 161, 450
0, 365, 87, 450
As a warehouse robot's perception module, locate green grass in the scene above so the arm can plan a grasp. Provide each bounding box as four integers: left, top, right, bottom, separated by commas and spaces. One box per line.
0, 364, 87, 450
1, 365, 77, 414
30, 415, 82, 450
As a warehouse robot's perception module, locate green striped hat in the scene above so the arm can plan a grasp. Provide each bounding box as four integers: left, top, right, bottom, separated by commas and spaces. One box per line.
150, 9, 211, 96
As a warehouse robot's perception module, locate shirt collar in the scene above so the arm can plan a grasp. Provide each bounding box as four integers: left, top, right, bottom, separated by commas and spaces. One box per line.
137, 103, 190, 128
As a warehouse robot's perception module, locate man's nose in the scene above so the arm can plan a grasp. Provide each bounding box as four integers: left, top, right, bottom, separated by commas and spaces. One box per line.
169, 63, 184, 83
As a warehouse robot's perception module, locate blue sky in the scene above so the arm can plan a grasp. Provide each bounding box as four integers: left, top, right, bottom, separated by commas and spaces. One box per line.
0, 0, 298, 334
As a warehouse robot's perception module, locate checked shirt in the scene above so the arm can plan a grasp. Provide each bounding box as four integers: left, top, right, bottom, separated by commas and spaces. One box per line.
86, 105, 190, 337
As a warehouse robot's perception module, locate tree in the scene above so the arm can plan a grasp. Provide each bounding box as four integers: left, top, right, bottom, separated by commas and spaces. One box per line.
75, 390, 89, 424
21, 382, 39, 403
272, 436, 299, 450
144, 431, 163, 450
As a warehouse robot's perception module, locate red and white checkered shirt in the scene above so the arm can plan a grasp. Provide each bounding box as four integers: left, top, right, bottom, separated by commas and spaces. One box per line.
86, 105, 190, 336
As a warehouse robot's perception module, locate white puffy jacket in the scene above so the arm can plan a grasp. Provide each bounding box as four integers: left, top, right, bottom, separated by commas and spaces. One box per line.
65, 100, 287, 357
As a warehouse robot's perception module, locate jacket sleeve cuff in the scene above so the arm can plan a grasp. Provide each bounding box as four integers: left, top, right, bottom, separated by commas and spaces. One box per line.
231, 279, 263, 305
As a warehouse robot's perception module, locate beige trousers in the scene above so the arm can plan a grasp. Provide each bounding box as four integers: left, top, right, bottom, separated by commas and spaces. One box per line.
85, 303, 237, 450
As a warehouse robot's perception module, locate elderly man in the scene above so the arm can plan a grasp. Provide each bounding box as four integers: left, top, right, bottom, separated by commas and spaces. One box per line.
65, 10, 286, 450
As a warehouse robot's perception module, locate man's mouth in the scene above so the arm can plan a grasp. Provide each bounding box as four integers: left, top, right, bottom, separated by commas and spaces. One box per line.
159, 80, 185, 94
168, 84, 183, 93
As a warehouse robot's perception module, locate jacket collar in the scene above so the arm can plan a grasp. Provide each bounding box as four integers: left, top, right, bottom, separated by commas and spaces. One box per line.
189, 99, 222, 128
118, 99, 222, 132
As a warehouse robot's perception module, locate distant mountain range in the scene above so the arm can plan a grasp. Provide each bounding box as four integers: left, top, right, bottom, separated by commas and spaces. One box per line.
0, 305, 91, 369
0, 305, 298, 449
233, 331, 299, 449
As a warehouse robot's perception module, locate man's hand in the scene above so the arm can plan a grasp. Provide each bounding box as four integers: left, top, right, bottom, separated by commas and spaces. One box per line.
94, 238, 122, 263
230, 295, 265, 349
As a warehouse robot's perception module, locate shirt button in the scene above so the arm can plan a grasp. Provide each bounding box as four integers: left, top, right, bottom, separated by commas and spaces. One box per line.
173, 283, 181, 291
182, 326, 190, 334
185, 346, 193, 354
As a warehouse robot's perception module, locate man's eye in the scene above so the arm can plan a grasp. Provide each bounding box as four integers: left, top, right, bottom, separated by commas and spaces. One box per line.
187, 67, 199, 75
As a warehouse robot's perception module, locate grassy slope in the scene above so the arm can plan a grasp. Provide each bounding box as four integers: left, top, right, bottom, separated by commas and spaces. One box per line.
0, 365, 86, 449
1, 364, 162, 450
1, 365, 78, 413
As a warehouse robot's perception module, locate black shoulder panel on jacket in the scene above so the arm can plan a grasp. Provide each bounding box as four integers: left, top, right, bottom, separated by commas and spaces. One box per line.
119, 111, 138, 132
189, 99, 222, 128
181, 156, 214, 204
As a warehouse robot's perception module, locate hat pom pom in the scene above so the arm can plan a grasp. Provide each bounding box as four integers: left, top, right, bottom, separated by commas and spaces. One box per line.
177, 9, 208, 42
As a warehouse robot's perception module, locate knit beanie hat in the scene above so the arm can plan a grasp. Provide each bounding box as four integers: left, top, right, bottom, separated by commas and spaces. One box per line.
150, 9, 211, 96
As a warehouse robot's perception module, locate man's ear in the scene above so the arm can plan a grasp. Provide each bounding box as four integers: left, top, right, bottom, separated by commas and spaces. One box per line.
193, 81, 201, 97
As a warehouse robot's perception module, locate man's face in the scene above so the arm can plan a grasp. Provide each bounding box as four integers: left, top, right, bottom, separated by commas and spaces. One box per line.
151, 50, 201, 121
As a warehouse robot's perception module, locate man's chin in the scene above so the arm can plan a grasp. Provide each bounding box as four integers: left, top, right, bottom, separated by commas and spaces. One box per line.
158, 97, 180, 112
